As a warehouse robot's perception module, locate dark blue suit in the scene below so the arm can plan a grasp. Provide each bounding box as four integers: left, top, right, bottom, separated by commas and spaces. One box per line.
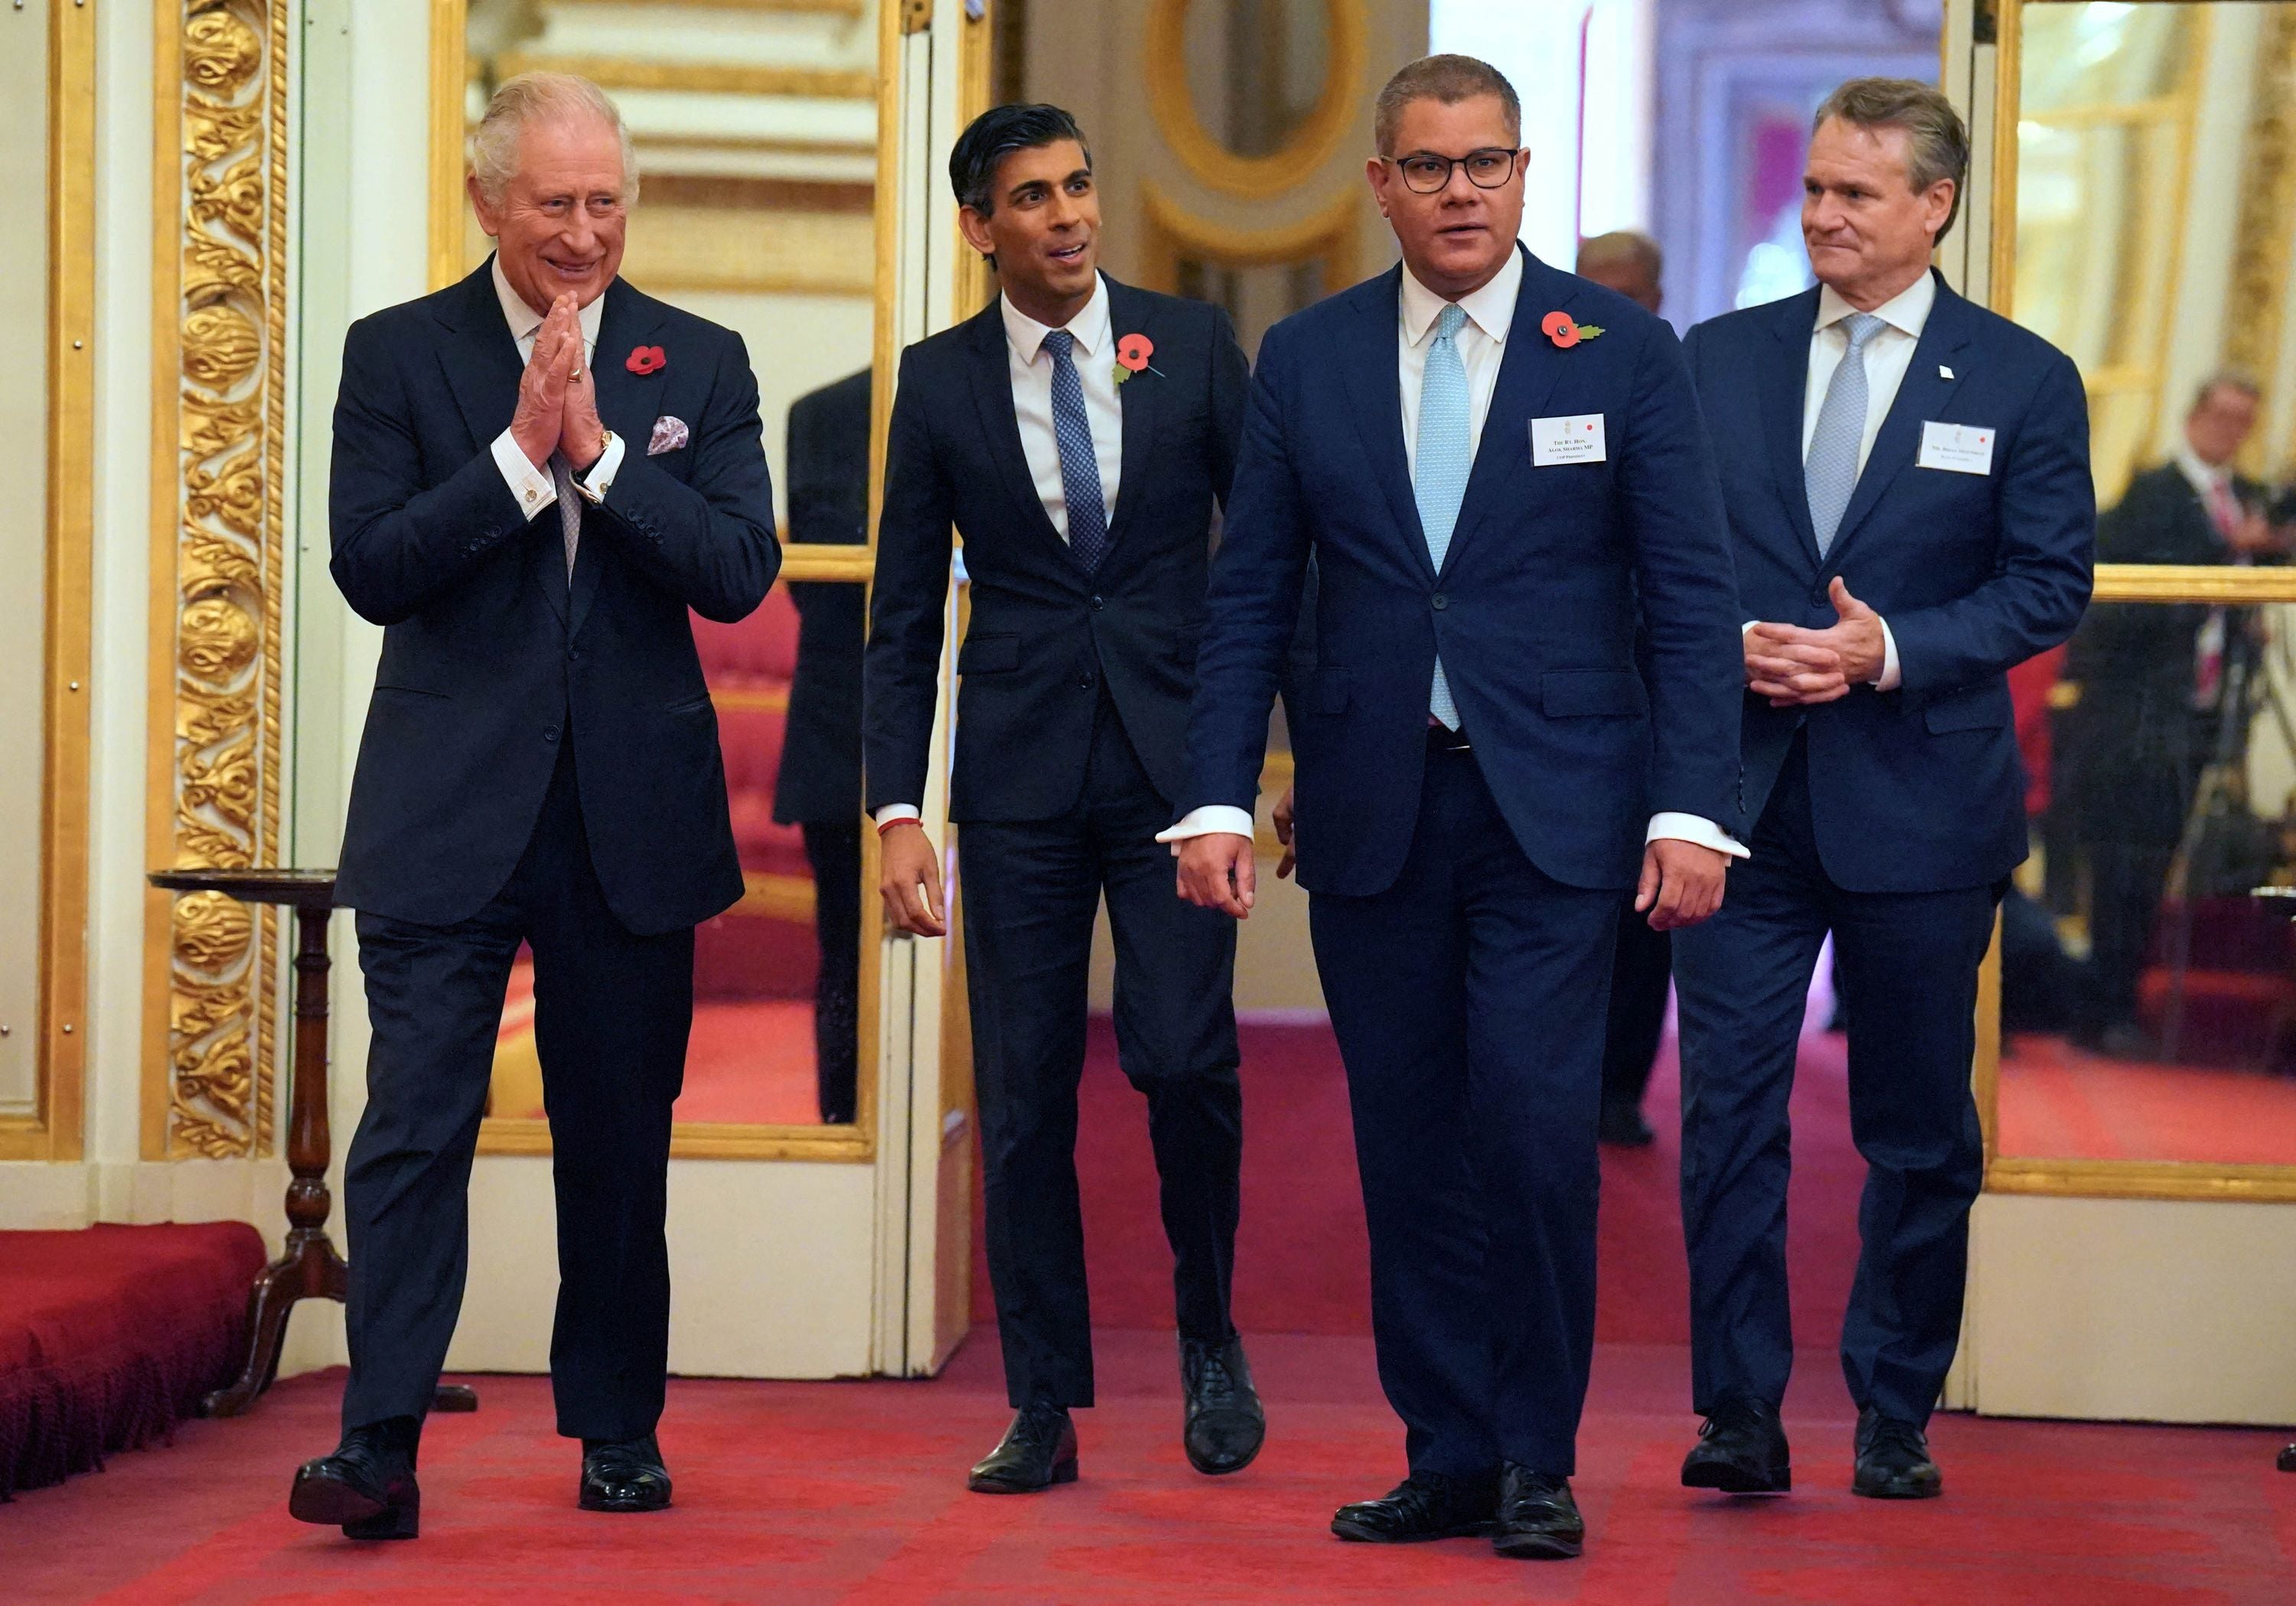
1674, 272, 2092, 1426
1182, 248, 1743, 1475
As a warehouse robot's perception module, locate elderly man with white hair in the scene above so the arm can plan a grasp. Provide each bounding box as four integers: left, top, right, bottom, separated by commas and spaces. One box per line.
289, 72, 778, 1539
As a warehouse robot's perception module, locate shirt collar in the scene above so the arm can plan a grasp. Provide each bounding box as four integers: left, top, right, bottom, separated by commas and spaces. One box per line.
492, 254, 606, 351
1815, 269, 1936, 341
2174, 441, 2232, 500
1002, 272, 1113, 363
1400, 246, 1524, 348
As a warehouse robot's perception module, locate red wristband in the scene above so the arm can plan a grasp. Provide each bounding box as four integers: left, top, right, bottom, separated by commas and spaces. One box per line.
876, 816, 920, 836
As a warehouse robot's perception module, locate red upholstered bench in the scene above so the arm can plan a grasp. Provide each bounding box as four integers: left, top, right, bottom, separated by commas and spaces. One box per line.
0, 1222, 266, 1497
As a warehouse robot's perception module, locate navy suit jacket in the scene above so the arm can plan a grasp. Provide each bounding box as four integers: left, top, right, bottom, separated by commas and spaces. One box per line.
866, 279, 1249, 821
1682, 271, 2094, 894
1182, 247, 1746, 897
331, 260, 780, 933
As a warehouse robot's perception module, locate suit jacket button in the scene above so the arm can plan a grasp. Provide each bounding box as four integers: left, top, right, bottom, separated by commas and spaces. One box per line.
566, 647, 580, 662
1431, 592, 1449, 611
1079, 673, 1097, 690
1089, 595, 1104, 611
543, 726, 559, 743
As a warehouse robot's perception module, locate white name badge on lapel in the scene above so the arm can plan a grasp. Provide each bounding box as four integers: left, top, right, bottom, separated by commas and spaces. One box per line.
1919, 421, 1995, 476
1531, 413, 1606, 466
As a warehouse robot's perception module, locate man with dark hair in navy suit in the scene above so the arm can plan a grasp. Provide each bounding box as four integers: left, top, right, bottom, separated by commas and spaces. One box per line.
1170, 54, 1745, 1561
1672, 77, 2092, 1503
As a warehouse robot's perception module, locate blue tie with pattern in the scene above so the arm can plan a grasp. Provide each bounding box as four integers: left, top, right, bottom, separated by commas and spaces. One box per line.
1804, 311, 1886, 559
1414, 302, 1471, 730
1041, 328, 1110, 572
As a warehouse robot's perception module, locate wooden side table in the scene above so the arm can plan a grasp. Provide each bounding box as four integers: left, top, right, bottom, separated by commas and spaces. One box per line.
147, 868, 475, 1418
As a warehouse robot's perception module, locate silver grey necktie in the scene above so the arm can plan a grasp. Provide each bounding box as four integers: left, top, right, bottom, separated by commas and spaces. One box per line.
548, 451, 580, 579
1804, 311, 1887, 559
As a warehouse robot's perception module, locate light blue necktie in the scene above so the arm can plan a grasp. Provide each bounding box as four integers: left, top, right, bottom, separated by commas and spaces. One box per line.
1040, 328, 1110, 572
1414, 303, 1470, 729
1804, 311, 1886, 559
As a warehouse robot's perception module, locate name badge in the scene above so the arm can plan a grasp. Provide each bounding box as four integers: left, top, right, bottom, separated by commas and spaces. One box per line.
1531, 413, 1606, 466
1918, 421, 1995, 476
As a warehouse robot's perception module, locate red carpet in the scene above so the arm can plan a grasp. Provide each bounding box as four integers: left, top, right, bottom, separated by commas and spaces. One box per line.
5, 1345, 2290, 1603
1998, 1032, 2296, 1165
0, 1223, 266, 1498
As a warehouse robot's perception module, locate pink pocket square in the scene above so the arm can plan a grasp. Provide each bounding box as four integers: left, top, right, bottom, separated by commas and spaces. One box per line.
647, 415, 690, 455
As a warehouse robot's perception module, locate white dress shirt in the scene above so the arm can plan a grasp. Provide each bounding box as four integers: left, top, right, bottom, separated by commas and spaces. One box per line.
1764, 273, 1938, 692
874, 276, 1127, 829
1159, 254, 1744, 862
488, 256, 626, 520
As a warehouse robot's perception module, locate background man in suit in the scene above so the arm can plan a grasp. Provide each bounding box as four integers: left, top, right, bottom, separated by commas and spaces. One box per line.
2061, 375, 2277, 1057
773, 368, 871, 1122
1672, 79, 2092, 1503
292, 73, 777, 1539
1170, 56, 1745, 1561
1575, 229, 1671, 1149
865, 104, 1264, 1494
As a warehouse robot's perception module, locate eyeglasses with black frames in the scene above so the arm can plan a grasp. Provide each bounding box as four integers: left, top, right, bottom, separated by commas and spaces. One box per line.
1386, 148, 1522, 194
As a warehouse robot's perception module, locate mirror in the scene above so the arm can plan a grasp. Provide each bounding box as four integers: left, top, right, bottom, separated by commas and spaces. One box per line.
446, 0, 883, 1138
1181, 0, 1332, 160
1992, 2, 2296, 1177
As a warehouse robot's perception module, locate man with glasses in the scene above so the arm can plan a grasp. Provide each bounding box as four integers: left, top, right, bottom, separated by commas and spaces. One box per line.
1169, 54, 1743, 1560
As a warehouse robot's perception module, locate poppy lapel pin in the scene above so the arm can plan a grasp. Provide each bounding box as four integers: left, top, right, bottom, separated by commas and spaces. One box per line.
627, 344, 667, 376
1114, 331, 1163, 386
1540, 310, 1604, 350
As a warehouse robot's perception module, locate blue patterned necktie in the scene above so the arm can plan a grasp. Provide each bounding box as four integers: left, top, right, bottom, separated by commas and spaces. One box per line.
1805, 311, 1887, 559
1041, 328, 1110, 572
1414, 302, 1471, 729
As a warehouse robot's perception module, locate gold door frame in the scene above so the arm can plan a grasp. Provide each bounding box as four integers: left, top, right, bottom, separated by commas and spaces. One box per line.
426, 0, 912, 1161
1981, 0, 2296, 1202
5, 0, 96, 1163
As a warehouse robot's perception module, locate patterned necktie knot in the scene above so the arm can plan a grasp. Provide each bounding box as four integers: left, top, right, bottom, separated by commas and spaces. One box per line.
1042, 328, 1073, 361
1841, 311, 1885, 353
1434, 302, 1467, 343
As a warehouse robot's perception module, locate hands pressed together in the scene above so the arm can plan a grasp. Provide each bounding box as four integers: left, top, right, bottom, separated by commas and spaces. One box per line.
1744, 575, 1885, 707
511, 292, 609, 474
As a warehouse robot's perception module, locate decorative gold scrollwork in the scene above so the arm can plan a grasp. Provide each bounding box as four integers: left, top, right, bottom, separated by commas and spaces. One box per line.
153, 0, 288, 1158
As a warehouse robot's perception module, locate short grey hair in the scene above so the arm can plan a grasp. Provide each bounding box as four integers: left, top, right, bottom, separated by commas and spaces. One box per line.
1813, 77, 1968, 243
2193, 370, 2264, 412
471, 72, 640, 206
1374, 54, 1521, 159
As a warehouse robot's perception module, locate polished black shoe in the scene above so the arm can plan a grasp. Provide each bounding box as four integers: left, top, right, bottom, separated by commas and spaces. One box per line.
1330, 1470, 1499, 1542
1598, 1100, 1655, 1148
967, 1403, 1078, 1494
289, 1416, 421, 1540
1180, 1335, 1266, 1475
1492, 1464, 1584, 1559
1681, 1395, 1791, 1494
580, 1434, 673, 1512
1851, 1406, 1942, 1499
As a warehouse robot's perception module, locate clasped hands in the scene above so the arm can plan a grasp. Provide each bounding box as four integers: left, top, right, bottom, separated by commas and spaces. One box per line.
1745, 576, 1886, 708
510, 292, 608, 474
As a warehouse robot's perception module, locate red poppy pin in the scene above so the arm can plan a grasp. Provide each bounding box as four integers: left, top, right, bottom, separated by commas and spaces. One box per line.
1114, 332, 1163, 385
1541, 310, 1604, 349
626, 344, 667, 376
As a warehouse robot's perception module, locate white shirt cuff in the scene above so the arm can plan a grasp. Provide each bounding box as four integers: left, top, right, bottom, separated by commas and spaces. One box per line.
1874, 615, 1901, 691
1154, 805, 1257, 848
1648, 813, 1750, 860
872, 804, 921, 829
574, 430, 624, 503
492, 428, 556, 520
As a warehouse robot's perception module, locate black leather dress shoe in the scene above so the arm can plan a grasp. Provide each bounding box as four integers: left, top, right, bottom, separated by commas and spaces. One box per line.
1681, 1395, 1792, 1494
1329, 1470, 1499, 1542
1180, 1335, 1265, 1475
967, 1404, 1078, 1494
580, 1434, 673, 1512
1598, 1100, 1655, 1147
1492, 1464, 1584, 1559
289, 1417, 421, 1539
1851, 1406, 1942, 1499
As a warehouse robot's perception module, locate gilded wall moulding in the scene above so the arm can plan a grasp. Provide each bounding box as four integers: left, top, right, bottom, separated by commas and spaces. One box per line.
145, 0, 289, 1160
